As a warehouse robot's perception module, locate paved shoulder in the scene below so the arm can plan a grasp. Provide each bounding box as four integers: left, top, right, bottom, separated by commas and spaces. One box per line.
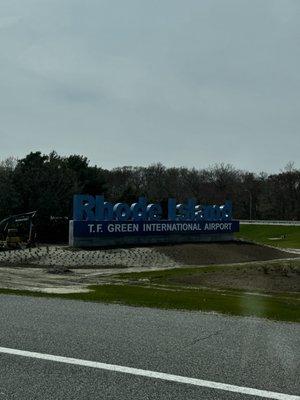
0, 295, 299, 399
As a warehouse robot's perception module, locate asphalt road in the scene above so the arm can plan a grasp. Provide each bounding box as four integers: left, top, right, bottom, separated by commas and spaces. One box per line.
0, 295, 299, 399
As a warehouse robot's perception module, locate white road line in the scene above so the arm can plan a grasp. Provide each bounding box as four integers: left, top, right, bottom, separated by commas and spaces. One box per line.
0, 346, 299, 400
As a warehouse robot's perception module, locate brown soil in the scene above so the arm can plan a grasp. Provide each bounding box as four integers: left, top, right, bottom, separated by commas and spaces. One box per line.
168, 265, 300, 294
154, 242, 294, 266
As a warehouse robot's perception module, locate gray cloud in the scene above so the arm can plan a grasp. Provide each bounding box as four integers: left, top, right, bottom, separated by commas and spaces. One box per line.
0, 0, 299, 172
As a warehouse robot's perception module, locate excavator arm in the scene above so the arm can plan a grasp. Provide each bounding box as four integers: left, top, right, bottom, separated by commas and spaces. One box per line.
0, 211, 37, 249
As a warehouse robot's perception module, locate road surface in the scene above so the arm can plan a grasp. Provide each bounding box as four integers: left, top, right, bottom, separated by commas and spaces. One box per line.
0, 295, 299, 399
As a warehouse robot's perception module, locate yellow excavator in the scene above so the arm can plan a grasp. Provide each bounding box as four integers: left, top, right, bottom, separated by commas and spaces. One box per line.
0, 211, 37, 250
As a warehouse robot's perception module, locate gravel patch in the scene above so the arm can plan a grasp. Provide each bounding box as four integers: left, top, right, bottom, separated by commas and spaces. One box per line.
0, 246, 178, 269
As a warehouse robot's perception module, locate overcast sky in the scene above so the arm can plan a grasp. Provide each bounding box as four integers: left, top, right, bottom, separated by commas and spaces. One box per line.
0, 0, 299, 172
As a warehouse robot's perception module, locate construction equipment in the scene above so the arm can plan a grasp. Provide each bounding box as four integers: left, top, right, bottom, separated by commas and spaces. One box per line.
0, 211, 37, 250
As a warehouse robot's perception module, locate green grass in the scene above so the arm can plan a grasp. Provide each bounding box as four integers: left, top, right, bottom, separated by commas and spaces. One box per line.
236, 224, 300, 248
1, 259, 299, 323
0, 284, 299, 323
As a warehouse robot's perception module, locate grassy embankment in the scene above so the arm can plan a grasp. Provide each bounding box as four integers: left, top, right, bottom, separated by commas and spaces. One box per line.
1, 259, 299, 322
1, 224, 299, 321
236, 224, 300, 249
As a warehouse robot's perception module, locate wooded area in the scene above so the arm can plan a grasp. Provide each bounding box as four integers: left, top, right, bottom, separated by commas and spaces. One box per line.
0, 151, 299, 224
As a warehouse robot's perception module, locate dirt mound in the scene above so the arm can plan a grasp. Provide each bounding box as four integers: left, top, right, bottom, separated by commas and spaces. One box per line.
153, 241, 295, 265
170, 263, 300, 293
0, 241, 296, 269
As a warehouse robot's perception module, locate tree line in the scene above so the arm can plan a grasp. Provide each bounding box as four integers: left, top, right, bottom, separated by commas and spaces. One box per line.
0, 151, 299, 226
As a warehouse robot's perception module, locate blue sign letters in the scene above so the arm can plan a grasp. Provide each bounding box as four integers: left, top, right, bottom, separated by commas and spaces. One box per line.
73, 195, 232, 223
70, 195, 239, 242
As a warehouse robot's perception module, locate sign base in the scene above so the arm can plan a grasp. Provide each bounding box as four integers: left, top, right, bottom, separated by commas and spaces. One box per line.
69, 220, 238, 248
